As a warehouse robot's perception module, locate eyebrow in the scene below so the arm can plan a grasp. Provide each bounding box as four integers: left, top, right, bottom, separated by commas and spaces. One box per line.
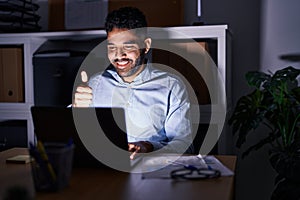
107, 40, 139, 45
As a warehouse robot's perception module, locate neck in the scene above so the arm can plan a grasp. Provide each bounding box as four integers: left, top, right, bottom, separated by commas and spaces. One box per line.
122, 64, 145, 83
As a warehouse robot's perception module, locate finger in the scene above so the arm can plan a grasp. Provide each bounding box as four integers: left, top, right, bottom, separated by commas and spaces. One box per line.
128, 143, 136, 152
76, 86, 92, 93
81, 71, 88, 83
75, 99, 92, 104
130, 148, 140, 160
130, 152, 136, 160
74, 101, 91, 107
75, 93, 93, 100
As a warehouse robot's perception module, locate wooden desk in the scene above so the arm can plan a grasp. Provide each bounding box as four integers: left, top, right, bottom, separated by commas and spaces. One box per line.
0, 148, 35, 199
0, 148, 236, 200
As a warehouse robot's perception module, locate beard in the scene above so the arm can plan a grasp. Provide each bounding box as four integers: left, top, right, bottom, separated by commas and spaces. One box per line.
113, 49, 147, 78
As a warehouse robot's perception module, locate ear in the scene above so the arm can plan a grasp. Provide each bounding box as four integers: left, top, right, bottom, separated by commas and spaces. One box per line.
144, 38, 152, 53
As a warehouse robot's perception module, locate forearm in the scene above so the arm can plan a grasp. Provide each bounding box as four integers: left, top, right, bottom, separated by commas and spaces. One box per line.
149, 138, 193, 154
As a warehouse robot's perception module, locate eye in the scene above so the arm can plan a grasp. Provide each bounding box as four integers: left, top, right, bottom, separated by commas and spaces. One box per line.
123, 45, 134, 50
107, 46, 116, 51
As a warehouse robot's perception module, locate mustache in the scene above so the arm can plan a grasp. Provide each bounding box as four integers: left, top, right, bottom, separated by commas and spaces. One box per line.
113, 58, 132, 63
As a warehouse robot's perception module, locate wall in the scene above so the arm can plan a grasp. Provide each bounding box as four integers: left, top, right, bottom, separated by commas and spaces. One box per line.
261, 0, 300, 72
184, 1, 277, 200
199, 0, 261, 104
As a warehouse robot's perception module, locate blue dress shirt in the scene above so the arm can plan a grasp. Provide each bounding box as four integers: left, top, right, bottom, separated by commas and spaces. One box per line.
88, 63, 193, 153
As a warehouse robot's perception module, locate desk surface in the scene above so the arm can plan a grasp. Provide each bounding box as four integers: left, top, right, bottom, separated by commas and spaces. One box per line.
0, 148, 236, 200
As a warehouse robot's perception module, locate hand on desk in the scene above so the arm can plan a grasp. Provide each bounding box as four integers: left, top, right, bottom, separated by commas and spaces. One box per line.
128, 141, 154, 160
73, 71, 93, 107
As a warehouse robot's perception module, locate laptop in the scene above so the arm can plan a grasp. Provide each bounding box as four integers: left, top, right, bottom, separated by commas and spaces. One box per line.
31, 106, 134, 169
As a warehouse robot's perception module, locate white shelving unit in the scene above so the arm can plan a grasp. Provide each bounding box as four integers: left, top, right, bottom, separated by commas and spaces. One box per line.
0, 25, 230, 153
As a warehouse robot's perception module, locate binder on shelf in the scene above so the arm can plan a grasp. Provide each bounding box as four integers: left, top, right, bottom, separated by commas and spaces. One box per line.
0, 46, 24, 102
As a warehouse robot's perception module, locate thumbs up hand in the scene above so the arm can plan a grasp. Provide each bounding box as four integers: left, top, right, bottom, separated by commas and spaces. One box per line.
73, 71, 93, 107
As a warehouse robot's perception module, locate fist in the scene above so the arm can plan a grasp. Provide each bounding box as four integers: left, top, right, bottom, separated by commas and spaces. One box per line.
73, 71, 93, 107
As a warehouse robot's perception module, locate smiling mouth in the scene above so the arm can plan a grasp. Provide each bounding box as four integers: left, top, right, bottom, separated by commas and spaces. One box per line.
117, 60, 129, 66
114, 59, 131, 69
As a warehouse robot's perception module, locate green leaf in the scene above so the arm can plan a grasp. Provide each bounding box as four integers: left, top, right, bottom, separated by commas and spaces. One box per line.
229, 90, 268, 148
246, 71, 270, 89
229, 66, 300, 156
273, 66, 300, 81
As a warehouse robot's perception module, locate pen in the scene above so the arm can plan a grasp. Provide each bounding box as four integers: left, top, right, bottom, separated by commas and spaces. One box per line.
197, 154, 212, 170
36, 141, 57, 181
29, 142, 54, 184
66, 138, 74, 147
171, 161, 199, 170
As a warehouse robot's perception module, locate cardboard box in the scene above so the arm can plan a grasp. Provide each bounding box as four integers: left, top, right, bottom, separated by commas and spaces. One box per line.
48, 0, 108, 31
65, 0, 108, 30
48, 0, 65, 31
48, 0, 184, 31
108, 0, 184, 27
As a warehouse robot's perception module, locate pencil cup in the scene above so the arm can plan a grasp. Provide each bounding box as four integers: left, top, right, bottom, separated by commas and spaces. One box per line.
30, 142, 75, 192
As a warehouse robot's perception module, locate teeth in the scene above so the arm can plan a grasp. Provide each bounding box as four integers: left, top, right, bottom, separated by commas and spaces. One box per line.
117, 61, 129, 66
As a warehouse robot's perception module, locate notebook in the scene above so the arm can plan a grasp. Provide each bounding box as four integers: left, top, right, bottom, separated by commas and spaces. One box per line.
30, 106, 134, 169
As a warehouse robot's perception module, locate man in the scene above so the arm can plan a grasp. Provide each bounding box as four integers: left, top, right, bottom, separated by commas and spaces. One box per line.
73, 7, 193, 159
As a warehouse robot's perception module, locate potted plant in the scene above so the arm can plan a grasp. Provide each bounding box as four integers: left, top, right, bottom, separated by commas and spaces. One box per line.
228, 66, 300, 200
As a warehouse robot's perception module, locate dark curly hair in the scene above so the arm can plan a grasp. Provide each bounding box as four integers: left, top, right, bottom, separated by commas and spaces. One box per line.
105, 7, 148, 37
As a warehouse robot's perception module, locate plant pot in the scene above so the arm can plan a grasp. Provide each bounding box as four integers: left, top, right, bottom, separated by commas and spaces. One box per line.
271, 179, 300, 200
269, 149, 300, 183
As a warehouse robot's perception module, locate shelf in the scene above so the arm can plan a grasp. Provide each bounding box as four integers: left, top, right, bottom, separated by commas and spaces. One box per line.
0, 25, 227, 40
0, 103, 32, 120
0, 25, 229, 153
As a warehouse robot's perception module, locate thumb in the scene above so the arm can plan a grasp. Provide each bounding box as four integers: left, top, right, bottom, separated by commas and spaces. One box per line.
81, 71, 88, 83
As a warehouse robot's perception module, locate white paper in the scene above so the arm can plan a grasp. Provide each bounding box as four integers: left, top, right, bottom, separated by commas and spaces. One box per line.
142, 154, 234, 179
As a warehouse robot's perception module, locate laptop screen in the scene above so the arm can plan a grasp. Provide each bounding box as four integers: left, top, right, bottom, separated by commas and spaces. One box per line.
31, 106, 129, 168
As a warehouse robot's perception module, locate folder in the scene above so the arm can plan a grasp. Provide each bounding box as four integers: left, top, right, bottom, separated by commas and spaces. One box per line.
0, 47, 24, 102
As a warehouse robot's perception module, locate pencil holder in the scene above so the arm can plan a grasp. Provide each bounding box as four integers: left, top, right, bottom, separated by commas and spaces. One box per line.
30, 142, 75, 192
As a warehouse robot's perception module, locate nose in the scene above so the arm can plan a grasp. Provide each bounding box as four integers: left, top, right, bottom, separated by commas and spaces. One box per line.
115, 47, 126, 58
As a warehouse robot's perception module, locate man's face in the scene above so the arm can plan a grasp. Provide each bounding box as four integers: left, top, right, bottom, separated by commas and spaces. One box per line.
107, 28, 150, 82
